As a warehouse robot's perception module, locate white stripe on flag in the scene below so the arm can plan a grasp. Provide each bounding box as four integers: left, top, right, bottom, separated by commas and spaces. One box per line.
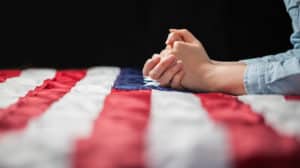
147, 90, 230, 168
0, 69, 56, 108
0, 67, 120, 168
238, 95, 300, 138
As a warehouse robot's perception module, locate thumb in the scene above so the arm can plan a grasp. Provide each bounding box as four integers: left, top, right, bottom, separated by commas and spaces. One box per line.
172, 41, 200, 61
169, 28, 199, 44
173, 41, 195, 51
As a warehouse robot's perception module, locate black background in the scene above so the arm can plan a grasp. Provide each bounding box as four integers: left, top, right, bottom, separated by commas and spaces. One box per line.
2, 0, 292, 69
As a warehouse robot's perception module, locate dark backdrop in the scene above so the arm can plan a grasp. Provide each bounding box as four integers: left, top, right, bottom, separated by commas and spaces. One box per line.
2, 0, 292, 69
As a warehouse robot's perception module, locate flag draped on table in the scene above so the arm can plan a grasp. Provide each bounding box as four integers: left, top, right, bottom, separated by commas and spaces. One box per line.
0, 67, 299, 168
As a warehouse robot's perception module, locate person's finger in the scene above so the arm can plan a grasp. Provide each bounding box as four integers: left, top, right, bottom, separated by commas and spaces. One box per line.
173, 41, 187, 51
165, 32, 183, 46
149, 55, 176, 80
159, 49, 167, 57
152, 53, 160, 59
172, 40, 198, 57
143, 54, 160, 76
166, 44, 172, 50
160, 48, 172, 58
172, 41, 194, 55
157, 61, 183, 86
170, 69, 185, 90
169, 28, 199, 44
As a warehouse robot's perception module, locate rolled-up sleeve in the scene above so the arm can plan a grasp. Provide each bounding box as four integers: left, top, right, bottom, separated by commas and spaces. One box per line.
242, 0, 300, 95
241, 49, 300, 64
244, 53, 300, 95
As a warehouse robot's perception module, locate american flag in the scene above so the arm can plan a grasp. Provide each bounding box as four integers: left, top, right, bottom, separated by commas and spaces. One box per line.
0, 67, 299, 168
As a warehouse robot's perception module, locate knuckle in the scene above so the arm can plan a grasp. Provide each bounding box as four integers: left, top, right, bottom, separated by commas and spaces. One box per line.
160, 59, 170, 67
163, 72, 172, 81
152, 54, 159, 58
159, 73, 172, 86
145, 59, 152, 64
160, 51, 168, 58
174, 41, 184, 49
170, 50, 177, 55
169, 66, 178, 75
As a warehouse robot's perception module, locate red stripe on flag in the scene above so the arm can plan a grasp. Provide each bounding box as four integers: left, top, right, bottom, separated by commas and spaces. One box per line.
196, 93, 300, 168
0, 70, 21, 83
0, 70, 86, 135
74, 89, 151, 168
285, 96, 300, 101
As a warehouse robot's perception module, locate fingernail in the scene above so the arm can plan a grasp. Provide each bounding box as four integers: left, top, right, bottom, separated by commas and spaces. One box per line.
165, 33, 173, 44
177, 59, 183, 64
152, 54, 160, 58
176, 60, 183, 66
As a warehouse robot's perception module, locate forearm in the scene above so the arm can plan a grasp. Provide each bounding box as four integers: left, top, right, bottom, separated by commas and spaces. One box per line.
207, 57, 300, 95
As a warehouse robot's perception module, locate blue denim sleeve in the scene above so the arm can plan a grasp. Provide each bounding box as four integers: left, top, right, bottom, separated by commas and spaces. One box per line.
241, 49, 299, 64
243, 0, 300, 95
244, 52, 300, 94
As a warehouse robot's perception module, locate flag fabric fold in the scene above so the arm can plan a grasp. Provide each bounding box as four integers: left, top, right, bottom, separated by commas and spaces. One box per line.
0, 67, 299, 168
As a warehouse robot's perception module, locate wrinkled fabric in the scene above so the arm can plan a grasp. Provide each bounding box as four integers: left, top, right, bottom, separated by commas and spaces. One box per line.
0, 68, 300, 168
113, 68, 175, 91
0, 70, 86, 134
0, 70, 21, 83
242, 0, 300, 95
113, 68, 198, 93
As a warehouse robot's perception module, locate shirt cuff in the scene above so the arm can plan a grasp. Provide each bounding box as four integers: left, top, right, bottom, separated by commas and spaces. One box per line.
244, 62, 268, 94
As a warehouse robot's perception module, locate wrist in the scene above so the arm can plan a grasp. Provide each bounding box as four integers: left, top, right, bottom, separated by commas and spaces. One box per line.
203, 63, 246, 95
195, 62, 220, 92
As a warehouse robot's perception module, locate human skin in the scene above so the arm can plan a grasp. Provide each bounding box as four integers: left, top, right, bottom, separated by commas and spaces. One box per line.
143, 29, 246, 95
142, 34, 185, 89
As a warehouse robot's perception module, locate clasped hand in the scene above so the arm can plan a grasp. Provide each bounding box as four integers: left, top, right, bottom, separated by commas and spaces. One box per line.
143, 29, 217, 92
